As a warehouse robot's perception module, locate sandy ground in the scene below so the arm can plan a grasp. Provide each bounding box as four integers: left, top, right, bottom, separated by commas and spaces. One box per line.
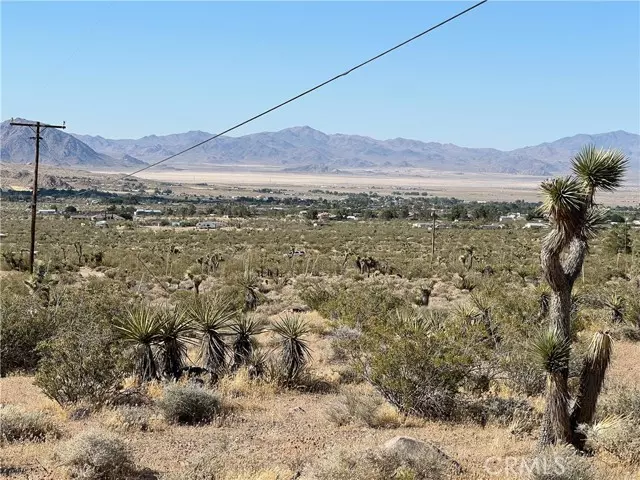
131, 169, 640, 205
1, 341, 639, 480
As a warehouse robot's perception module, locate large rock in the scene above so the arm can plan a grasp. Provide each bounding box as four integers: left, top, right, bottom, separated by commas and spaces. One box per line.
382, 436, 462, 474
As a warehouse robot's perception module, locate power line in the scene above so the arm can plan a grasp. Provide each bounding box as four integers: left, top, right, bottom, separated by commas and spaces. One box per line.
124, 0, 488, 178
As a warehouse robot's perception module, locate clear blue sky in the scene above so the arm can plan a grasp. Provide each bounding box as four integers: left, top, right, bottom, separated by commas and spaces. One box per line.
2, 1, 639, 150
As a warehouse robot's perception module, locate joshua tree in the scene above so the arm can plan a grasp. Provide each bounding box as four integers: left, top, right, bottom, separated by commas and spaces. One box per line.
271, 314, 312, 383
114, 304, 164, 383
538, 144, 628, 447
186, 295, 237, 382
158, 308, 196, 380
229, 314, 266, 370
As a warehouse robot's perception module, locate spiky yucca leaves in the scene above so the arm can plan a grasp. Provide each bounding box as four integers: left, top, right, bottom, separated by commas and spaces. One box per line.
114, 305, 164, 383
395, 309, 446, 334
604, 294, 625, 323
470, 292, 500, 347
186, 295, 237, 382
271, 314, 312, 383
158, 308, 196, 380
572, 144, 629, 201
570, 331, 613, 449
534, 328, 573, 445
540, 177, 587, 248
229, 314, 266, 370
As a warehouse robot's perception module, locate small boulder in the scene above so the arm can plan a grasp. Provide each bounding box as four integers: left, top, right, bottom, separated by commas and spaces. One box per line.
382, 436, 462, 475
178, 279, 195, 290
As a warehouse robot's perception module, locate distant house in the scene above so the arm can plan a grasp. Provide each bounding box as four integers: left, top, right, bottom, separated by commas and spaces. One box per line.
480, 224, 505, 230
37, 209, 57, 215
499, 213, 522, 222
134, 209, 163, 218
523, 222, 549, 229
196, 221, 221, 230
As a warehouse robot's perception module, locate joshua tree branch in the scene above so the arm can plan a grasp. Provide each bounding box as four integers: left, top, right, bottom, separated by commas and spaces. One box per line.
562, 236, 587, 284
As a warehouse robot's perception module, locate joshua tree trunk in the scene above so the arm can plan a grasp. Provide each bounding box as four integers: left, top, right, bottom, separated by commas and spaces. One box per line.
540, 371, 573, 446
539, 236, 586, 446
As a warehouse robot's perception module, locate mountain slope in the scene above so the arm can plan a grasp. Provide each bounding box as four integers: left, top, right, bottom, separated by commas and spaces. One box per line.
1, 119, 147, 169
3, 118, 638, 175
71, 126, 639, 175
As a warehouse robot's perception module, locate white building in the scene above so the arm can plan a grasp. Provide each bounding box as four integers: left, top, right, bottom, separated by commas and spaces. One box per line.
523, 222, 549, 229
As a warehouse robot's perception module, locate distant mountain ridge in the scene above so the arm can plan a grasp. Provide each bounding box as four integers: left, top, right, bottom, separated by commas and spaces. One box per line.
2, 118, 638, 176
0, 118, 145, 169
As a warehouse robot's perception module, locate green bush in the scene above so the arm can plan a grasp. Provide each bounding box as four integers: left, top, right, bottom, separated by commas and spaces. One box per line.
0, 294, 57, 376
35, 323, 131, 406
355, 311, 486, 420
158, 385, 221, 425
0, 406, 61, 442
299, 281, 406, 329
58, 429, 135, 480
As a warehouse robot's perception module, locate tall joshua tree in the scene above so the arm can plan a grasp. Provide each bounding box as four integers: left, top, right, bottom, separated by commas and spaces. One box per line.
538, 145, 627, 447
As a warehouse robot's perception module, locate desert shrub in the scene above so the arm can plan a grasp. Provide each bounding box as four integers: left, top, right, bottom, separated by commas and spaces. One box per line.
58, 429, 135, 480
35, 323, 131, 406
329, 325, 363, 362
501, 352, 546, 396
34, 282, 134, 406
326, 387, 402, 428
313, 446, 448, 480
583, 416, 640, 464
0, 293, 57, 375
0, 406, 61, 442
597, 387, 640, 421
356, 312, 487, 420
161, 453, 226, 480
157, 385, 220, 425
103, 406, 162, 433
299, 281, 406, 328
521, 444, 594, 480
461, 396, 538, 427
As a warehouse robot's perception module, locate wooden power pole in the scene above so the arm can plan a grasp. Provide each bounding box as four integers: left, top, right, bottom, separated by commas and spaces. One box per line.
431, 208, 437, 262
9, 119, 66, 274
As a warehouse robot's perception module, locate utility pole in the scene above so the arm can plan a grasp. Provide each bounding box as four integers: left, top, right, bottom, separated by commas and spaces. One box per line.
9, 119, 66, 274
431, 208, 437, 262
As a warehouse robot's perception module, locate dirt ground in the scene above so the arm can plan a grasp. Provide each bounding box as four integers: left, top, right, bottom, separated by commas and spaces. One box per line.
1, 340, 639, 480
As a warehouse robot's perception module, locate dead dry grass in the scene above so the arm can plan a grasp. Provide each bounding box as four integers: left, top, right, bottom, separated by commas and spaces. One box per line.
2, 338, 639, 480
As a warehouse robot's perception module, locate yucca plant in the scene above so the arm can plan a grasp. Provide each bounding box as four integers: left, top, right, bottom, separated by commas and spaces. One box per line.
186, 295, 237, 382
470, 292, 500, 347
570, 331, 613, 449
603, 293, 625, 323
158, 308, 196, 380
533, 327, 573, 446
114, 304, 164, 383
229, 314, 266, 370
271, 314, 312, 383
538, 145, 627, 447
